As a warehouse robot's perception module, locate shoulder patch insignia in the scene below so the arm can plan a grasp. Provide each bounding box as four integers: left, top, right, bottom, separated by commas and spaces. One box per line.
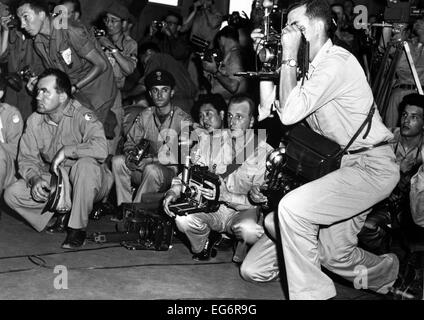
84, 113, 94, 121
12, 115, 20, 124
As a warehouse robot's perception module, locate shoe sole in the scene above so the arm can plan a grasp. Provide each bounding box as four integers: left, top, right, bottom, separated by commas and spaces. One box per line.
62, 240, 86, 250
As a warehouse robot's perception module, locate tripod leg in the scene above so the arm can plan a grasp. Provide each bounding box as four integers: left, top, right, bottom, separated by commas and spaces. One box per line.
403, 42, 424, 95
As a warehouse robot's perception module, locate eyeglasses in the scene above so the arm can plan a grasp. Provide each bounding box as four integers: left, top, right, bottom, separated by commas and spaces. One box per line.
165, 21, 178, 26
103, 17, 122, 24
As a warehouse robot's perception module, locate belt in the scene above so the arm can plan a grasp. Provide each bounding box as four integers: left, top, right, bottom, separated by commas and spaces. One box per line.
344, 141, 389, 155
393, 84, 420, 91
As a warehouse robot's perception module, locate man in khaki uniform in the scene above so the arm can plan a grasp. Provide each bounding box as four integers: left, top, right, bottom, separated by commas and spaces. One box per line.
16, 0, 118, 135
111, 69, 192, 217
0, 78, 24, 195
4, 69, 113, 249
96, 0, 138, 154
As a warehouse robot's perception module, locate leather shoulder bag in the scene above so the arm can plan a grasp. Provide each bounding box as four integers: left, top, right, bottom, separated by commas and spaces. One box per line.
284, 104, 377, 182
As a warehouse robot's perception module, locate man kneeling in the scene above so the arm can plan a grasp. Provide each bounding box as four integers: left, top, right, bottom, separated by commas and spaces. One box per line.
164, 94, 273, 261
4, 69, 113, 249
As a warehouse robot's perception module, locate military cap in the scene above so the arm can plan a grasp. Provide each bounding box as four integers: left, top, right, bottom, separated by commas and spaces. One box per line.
145, 69, 175, 89
106, 0, 131, 21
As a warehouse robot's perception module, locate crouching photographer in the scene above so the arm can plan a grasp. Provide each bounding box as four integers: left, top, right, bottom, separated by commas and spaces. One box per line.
163, 94, 273, 262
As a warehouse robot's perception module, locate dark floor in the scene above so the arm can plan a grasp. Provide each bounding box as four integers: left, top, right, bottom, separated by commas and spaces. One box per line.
0, 206, 385, 300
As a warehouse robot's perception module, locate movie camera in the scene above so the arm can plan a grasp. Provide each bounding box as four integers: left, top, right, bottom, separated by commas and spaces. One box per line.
168, 157, 221, 216
191, 34, 223, 65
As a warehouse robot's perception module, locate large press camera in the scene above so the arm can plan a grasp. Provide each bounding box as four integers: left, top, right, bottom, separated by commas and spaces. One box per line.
235, 0, 309, 80
168, 161, 221, 216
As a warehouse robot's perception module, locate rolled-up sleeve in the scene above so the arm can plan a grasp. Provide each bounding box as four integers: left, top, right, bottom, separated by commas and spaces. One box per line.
278, 56, 344, 125
67, 24, 96, 58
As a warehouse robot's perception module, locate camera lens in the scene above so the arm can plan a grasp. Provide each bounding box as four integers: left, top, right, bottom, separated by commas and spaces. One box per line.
258, 47, 276, 63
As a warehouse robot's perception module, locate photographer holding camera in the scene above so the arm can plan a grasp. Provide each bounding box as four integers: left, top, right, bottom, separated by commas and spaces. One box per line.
202, 26, 247, 104
0, 2, 43, 120
244, 0, 401, 300
144, 12, 191, 67
15, 0, 118, 138
164, 94, 272, 262
110, 69, 192, 220
180, 0, 223, 49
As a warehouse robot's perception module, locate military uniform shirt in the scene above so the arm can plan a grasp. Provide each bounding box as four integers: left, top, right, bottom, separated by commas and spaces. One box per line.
125, 106, 192, 166
19, 99, 108, 183
33, 19, 118, 111
0, 103, 24, 159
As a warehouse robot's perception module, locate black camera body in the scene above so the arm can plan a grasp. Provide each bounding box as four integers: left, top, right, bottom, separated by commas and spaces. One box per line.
5, 65, 35, 92
121, 203, 174, 251
93, 27, 106, 38
201, 47, 223, 64
169, 165, 221, 216
384, 0, 424, 23
259, 147, 304, 212
126, 139, 150, 168
152, 20, 164, 30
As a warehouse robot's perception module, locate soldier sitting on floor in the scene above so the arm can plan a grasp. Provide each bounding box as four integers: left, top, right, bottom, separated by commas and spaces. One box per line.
4, 69, 113, 249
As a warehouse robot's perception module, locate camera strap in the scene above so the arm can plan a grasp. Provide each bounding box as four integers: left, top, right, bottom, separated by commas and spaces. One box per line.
220, 133, 259, 180
0, 116, 4, 143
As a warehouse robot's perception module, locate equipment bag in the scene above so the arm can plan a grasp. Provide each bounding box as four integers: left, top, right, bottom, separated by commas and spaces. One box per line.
285, 103, 376, 182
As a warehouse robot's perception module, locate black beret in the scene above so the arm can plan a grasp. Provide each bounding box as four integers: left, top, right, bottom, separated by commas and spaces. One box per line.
145, 69, 175, 89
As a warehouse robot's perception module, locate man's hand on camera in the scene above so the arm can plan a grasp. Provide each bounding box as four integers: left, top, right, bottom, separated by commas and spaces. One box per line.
26, 76, 38, 93
202, 57, 218, 74
125, 151, 152, 171
202, 176, 230, 202
249, 185, 268, 205
97, 36, 115, 51
281, 24, 303, 59
30, 176, 50, 203
0, 16, 10, 31
251, 28, 265, 51
163, 190, 178, 218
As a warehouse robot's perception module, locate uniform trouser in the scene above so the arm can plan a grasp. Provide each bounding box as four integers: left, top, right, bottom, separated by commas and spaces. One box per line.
175, 207, 260, 254
108, 91, 124, 156
112, 155, 175, 206
241, 146, 400, 300
0, 147, 17, 196
4, 158, 113, 232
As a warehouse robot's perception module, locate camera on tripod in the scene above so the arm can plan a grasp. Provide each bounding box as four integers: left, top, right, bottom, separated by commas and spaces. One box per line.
126, 139, 151, 169
168, 161, 221, 216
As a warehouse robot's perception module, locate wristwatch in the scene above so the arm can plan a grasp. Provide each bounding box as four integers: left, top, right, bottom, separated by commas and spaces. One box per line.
282, 59, 297, 67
